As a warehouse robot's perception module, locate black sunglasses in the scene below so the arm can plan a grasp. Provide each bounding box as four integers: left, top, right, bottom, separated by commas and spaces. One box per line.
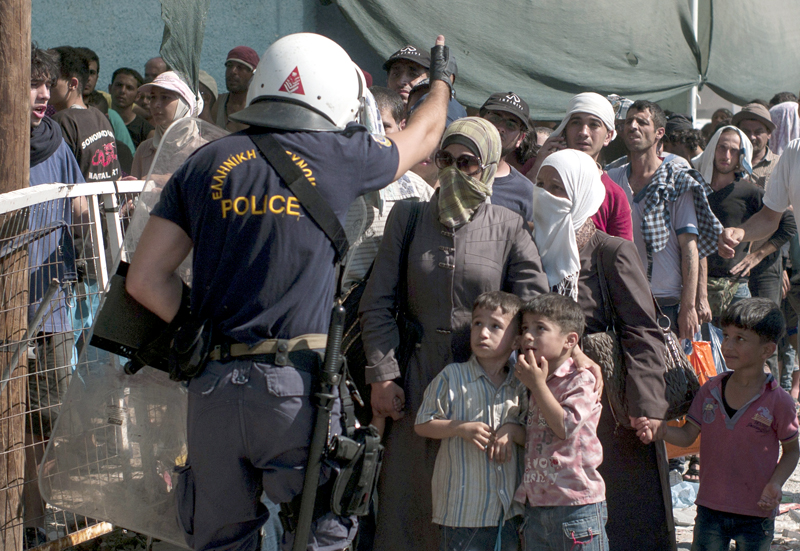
434, 150, 486, 176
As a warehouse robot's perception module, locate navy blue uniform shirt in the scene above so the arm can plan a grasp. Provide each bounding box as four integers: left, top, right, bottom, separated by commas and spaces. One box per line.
152, 126, 399, 345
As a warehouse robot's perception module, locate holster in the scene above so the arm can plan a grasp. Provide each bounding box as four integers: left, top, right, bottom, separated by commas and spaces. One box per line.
327, 424, 383, 517
168, 319, 213, 381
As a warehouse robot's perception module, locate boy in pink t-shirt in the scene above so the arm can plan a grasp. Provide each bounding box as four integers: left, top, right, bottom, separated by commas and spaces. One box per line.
637, 298, 800, 551
513, 294, 607, 550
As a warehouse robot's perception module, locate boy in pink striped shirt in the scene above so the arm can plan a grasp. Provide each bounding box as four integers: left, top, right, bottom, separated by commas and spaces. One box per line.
513, 294, 607, 551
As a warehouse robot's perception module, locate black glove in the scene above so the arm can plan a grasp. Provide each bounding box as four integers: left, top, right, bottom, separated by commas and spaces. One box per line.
429, 44, 456, 94
126, 282, 193, 375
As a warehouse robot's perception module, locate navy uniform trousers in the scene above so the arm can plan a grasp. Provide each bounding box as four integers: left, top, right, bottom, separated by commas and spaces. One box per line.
175, 357, 356, 551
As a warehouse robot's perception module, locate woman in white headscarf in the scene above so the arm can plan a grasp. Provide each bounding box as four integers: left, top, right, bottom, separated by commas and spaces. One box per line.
532, 149, 674, 551
130, 71, 204, 178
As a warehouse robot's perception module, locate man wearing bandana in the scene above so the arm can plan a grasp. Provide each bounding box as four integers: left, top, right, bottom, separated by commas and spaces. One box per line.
609, 100, 722, 341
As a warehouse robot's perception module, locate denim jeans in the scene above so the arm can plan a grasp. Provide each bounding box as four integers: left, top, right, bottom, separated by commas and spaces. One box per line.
692, 505, 774, 551
522, 502, 608, 551
439, 517, 521, 551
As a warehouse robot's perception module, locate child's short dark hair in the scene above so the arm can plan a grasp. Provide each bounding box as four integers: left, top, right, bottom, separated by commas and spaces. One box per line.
520, 293, 585, 338
473, 291, 522, 318
370, 86, 404, 125
720, 298, 785, 343
85, 90, 108, 114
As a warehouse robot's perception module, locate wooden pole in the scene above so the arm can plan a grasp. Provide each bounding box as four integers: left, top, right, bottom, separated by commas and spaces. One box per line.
0, 1, 32, 549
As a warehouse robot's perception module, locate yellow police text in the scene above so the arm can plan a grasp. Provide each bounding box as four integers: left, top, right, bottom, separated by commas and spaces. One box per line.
220, 195, 302, 219
210, 149, 258, 200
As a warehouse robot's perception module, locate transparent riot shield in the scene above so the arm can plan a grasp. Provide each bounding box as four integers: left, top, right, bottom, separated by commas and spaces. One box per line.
38, 119, 228, 547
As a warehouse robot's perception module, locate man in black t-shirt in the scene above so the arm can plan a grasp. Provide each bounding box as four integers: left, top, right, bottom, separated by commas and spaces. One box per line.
50, 47, 121, 182
126, 33, 454, 551
480, 91, 535, 227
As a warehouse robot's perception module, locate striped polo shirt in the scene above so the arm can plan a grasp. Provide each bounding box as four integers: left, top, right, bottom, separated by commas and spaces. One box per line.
416, 355, 527, 527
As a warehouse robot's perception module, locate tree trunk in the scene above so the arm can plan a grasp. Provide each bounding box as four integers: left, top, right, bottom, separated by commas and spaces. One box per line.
0, 1, 32, 549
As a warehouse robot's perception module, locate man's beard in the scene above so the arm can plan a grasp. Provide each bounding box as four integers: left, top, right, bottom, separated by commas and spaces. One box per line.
714, 163, 737, 175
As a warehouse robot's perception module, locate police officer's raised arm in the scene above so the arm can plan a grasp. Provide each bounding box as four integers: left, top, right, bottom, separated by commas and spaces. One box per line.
389, 35, 452, 181
126, 216, 192, 323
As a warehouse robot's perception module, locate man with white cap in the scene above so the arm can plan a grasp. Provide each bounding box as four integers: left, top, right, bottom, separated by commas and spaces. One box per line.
126, 33, 454, 551
527, 92, 633, 240
212, 45, 260, 132
609, 100, 722, 340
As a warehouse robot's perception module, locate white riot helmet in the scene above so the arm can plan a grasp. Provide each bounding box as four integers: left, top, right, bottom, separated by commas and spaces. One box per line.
230, 33, 365, 132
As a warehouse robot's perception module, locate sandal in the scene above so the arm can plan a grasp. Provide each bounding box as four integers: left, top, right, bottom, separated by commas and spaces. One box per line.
683, 455, 700, 482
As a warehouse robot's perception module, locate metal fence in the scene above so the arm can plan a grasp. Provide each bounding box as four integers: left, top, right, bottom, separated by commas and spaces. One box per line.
0, 180, 145, 551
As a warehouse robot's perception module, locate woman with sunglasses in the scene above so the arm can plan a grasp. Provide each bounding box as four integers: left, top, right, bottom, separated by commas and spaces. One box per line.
532, 149, 672, 550
358, 117, 549, 551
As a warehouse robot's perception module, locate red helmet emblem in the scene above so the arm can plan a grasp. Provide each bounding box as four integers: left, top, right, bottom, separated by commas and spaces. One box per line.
279, 67, 305, 95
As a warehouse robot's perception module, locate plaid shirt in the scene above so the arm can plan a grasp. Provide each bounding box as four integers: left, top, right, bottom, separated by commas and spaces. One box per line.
639, 158, 722, 259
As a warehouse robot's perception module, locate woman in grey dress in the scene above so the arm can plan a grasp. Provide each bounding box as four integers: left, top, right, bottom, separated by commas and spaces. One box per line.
359, 117, 549, 551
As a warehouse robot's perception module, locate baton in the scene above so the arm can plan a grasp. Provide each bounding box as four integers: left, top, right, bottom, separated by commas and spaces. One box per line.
293, 302, 346, 551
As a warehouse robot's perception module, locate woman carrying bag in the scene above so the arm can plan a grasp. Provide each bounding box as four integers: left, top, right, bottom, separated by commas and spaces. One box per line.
532, 149, 673, 551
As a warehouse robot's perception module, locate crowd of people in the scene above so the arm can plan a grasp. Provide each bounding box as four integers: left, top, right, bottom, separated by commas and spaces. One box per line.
21, 30, 800, 551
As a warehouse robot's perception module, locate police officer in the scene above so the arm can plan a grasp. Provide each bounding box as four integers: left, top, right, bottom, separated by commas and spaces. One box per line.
126, 33, 452, 551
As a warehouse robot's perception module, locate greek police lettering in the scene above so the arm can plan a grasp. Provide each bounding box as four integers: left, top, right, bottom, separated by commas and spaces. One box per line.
286, 150, 317, 185
220, 194, 301, 219
81, 129, 115, 150
210, 149, 258, 200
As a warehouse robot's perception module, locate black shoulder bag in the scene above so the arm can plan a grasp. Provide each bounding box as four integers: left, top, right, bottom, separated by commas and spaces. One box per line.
581, 240, 699, 429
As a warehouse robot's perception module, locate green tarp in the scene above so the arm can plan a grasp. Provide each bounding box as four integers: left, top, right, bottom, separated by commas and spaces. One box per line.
159, 0, 210, 93
335, 0, 800, 117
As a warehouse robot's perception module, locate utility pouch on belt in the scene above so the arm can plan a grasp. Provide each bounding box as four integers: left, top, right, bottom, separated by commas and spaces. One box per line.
325, 360, 384, 517
327, 422, 383, 517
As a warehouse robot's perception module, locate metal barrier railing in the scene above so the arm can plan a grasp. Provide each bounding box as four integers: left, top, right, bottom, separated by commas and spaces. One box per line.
0, 180, 145, 550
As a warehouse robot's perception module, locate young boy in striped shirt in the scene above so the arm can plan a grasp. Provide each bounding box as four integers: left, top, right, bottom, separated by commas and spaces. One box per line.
415, 291, 527, 551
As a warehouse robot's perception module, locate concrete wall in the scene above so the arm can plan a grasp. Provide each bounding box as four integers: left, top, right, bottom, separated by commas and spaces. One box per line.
31, 0, 379, 97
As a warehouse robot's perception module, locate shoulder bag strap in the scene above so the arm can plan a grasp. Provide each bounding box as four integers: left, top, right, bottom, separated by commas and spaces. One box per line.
247, 130, 349, 261
594, 242, 615, 332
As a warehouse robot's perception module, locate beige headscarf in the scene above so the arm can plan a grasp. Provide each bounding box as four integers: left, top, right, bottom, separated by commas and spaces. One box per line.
437, 117, 502, 228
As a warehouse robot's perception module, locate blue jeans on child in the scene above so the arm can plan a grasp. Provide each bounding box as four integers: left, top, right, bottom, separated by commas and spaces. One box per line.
439, 517, 521, 551
692, 505, 774, 551
522, 502, 608, 551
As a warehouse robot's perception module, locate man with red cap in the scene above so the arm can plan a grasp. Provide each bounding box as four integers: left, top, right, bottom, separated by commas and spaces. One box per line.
212, 45, 260, 132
